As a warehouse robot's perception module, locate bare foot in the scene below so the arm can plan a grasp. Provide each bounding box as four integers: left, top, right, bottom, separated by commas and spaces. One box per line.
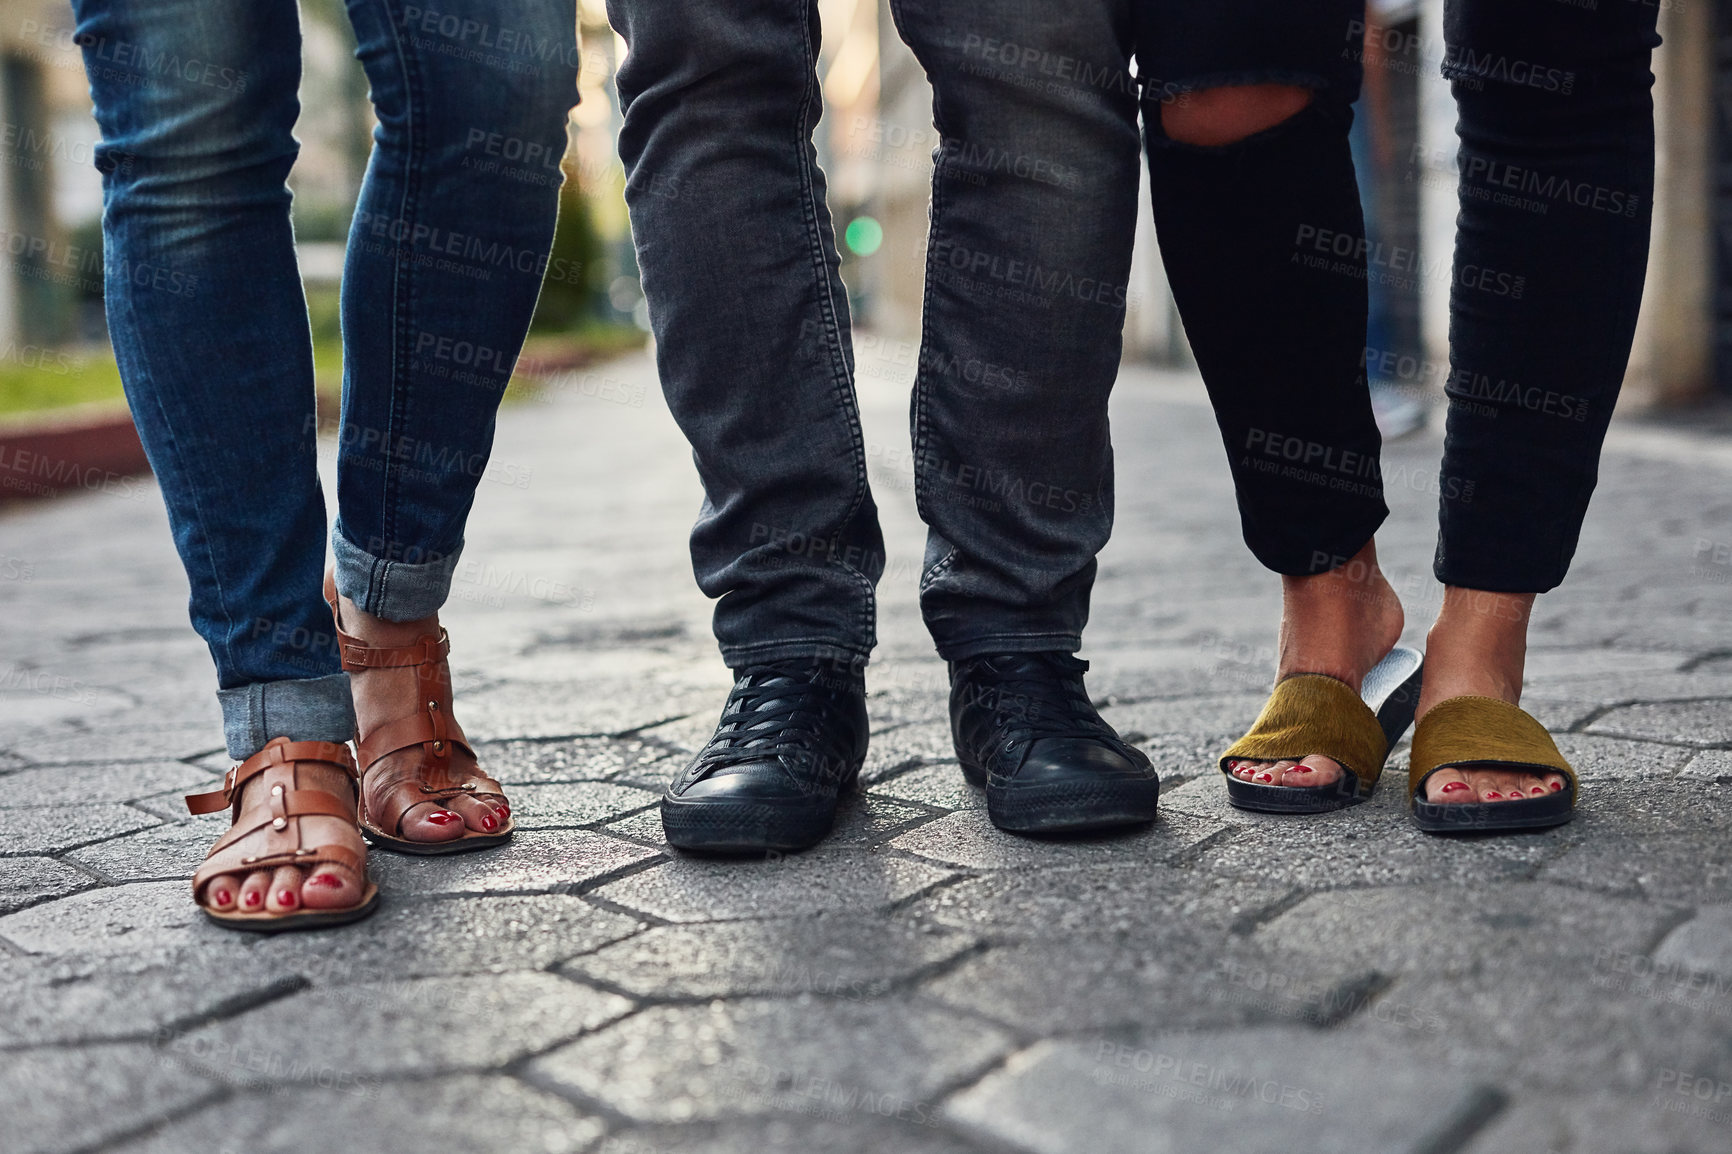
338, 595, 510, 841
1414, 587, 1567, 803
1226, 538, 1404, 789
198, 756, 366, 915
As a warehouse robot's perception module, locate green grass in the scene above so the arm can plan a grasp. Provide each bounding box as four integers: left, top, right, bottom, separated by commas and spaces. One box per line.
0, 289, 640, 419
0, 351, 126, 417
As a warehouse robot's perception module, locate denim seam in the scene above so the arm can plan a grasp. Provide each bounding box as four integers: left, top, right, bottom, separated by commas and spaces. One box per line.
940, 631, 1082, 657
372, 0, 427, 611
723, 636, 872, 658
121, 288, 247, 682
904, 4, 953, 596
792, 3, 877, 654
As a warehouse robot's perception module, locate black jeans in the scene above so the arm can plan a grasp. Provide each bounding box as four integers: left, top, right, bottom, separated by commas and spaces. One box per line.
1436, 0, 1662, 592
610, 0, 1385, 666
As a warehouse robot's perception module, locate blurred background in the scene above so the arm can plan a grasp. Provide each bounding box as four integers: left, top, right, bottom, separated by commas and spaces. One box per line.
0, 0, 1719, 441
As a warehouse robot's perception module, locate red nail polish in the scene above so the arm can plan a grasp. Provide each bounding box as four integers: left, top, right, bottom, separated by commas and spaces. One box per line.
1530, 786, 1545, 795
278, 891, 298, 908
498, 805, 510, 817
481, 815, 496, 831
1257, 772, 1274, 783
1484, 791, 1502, 799
1551, 781, 1564, 791
243, 892, 262, 908
428, 811, 459, 825
306, 874, 342, 888
1441, 782, 1469, 794
212, 890, 231, 905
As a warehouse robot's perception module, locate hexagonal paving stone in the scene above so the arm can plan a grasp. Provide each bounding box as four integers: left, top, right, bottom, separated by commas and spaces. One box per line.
0, 946, 300, 1046
1339, 966, 1732, 1094
0, 761, 217, 807
944, 1026, 1503, 1154
590, 849, 958, 924
67, 820, 219, 881
1587, 699, 1732, 747
170, 972, 632, 1082
478, 736, 686, 785
461, 680, 719, 742
502, 781, 661, 828
251, 894, 645, 980
364, 829, 661, 898
1462, 1091, 1731, 1154
592, 1117, 983, 1154
0, 880, 212, 955
1253, 883, 1682, 978
525, 997, 1012, 1124
0, 803, 161, 855
888, 809, 1224, 871
0, 856, 96, 914
921, 936, 1374, 1035
1653, 905, 1732, 983
6, 1041, 220, 1154
111, 1074, 604, 1154
906, 864, 1292, 942
867, 763, 983, 812
562, 914, 976, 1000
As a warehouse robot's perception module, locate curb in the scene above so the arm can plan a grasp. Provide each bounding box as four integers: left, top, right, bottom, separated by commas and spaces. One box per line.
0, 406, 150, 504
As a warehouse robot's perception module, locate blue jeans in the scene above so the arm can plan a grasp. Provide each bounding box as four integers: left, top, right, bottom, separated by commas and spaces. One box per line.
610, 0, 1383, 665
73, 0, 578, 756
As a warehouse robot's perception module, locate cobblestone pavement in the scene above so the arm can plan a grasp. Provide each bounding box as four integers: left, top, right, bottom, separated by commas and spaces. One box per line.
6, 343, 1732, 1154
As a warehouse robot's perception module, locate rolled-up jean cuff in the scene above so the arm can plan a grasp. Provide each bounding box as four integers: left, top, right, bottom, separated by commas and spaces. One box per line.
717, 638, 872, 673
217, 673, 356, 761
332, 523, 463, 621
936, 632, 1081, 664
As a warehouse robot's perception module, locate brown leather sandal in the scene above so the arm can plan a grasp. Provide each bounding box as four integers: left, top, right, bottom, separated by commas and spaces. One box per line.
188, 737, 379, 933
325, 572, 514, 855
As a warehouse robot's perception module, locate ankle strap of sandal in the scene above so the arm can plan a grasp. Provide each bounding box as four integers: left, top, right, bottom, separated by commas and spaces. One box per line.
186, 739, 358, 816
335, 626, 450, 672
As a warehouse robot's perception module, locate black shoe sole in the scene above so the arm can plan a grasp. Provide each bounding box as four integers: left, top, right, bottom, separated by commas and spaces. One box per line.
962, 759, 1160, 834
1411, 790, 1574, 833
660, 775, 856, 854
1224, 647, 1425, 816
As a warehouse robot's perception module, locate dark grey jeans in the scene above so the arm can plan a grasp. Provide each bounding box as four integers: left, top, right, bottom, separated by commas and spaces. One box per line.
609, 0, 1384, 665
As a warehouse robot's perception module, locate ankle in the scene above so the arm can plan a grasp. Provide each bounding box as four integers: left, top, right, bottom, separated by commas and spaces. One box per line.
338, 594, 439, 646
1275, 540, 1404, 686
1419, 587, 1534, 711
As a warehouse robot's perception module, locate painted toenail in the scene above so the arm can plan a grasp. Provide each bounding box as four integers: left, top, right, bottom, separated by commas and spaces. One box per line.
278, 891, 298, 908
212, 890, 231, 905
1550, 781, 1564, 791
1531, 786, 1545, 795
427, 812, 460, 826
1257, 772, 1274, 782
306, 874, 341, 888
1484, 791, 1502, 799
1441, 782, 1469, 794
481, 815, 496, 830
243, 892, 262, 907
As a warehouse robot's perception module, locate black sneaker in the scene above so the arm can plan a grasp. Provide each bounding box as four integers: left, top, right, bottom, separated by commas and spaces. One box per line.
950, 652, 1159, 833
661, 659, 869, 853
